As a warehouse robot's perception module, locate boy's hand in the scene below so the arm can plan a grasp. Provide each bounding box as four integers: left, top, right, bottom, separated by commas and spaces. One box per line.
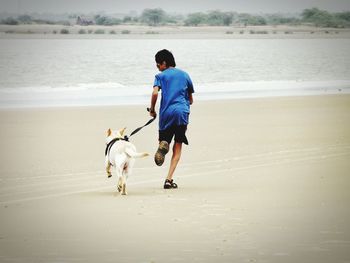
150, 110, 157, 118
147, 108, 157, 118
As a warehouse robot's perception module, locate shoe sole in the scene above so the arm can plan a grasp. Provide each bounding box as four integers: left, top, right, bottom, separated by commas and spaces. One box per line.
155, 141, 169, 166
164, 184, 178, 189
164, 179, 178, 189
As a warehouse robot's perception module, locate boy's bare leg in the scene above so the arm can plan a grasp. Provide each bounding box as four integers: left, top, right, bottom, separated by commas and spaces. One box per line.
166, 142, 182, 181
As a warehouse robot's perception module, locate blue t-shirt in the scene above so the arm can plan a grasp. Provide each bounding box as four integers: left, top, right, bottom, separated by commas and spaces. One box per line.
153, 67, 194, 131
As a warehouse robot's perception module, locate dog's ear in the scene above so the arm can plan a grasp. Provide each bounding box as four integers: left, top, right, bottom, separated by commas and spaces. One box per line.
119, 127, 127, 136
107, 128, 112, 136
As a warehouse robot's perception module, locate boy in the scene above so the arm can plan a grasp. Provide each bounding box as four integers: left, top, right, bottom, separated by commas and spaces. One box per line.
149, 49, 194, 189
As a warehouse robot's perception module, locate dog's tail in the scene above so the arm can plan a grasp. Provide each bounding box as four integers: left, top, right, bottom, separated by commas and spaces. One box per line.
125, 148, 149, 158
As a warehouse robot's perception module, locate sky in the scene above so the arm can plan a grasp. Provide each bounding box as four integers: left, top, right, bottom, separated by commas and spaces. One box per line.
1, 0, 350, 14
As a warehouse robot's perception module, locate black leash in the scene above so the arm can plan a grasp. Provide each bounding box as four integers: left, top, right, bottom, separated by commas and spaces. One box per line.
128, 107, 156, 138
129, 117, 156, 137
105, 108, 156, 156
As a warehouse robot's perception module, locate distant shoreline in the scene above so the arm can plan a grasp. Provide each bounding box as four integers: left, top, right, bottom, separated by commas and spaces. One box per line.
1, 24, 350, 39
1, 80, 349, 109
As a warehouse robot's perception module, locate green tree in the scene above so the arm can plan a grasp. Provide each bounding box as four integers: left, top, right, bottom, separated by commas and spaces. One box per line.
94, 15, 121, 25
266, 14, 300, 25
94, 15, 109, 25
184, 12, 207, 26
2, 17, 19, 25
164, 14, 183, 24
334, 11, 350, 27
301, 8, 336, 27
207, 10, 223, 25
335, 11, 350, 22
17, 15, 32, 24
223, 12, 234, 26
206, 11, 234, 26
238, 13, 266, 26
123, 16, 132, 23
302, 8, 322, 20
141, 8, 166, 26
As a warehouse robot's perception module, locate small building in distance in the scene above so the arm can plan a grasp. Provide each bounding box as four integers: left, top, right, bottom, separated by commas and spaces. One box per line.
76, 16, 94, 26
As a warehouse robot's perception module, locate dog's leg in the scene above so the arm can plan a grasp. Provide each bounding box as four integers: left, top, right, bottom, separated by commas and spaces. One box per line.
106, 163, 112, 178
121, 182, 127, 195
121, 175, 127, 195
105, 157, 112, 178
127, 159, 134, 177
117, 176, 122, 192
114, 166, 123, 192
121, 165, 128, 195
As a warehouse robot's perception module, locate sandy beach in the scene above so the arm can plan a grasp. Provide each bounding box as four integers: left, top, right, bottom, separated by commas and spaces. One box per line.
0, 95, 350, 262
1, 24, 350, 39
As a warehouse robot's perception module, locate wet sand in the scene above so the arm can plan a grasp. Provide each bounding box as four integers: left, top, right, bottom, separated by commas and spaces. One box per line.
0, 95, 350, 262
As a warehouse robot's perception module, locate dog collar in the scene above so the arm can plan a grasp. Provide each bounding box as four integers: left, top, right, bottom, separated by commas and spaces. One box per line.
105, 136, 129, 156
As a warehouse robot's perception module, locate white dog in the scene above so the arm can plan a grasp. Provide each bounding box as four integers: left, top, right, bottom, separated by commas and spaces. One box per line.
105, 128, 149, 195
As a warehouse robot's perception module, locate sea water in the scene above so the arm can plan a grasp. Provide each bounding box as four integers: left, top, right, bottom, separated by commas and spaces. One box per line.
0, 38, 349, 108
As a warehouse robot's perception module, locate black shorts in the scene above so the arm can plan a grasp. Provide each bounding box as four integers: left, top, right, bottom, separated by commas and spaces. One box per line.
159, 125, 189, 145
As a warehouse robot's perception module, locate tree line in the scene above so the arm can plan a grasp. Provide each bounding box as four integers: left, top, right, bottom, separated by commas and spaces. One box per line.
1, 8, 350, 28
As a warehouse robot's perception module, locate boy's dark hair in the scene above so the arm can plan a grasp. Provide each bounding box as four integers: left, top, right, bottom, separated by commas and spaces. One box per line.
155, 49, 176, 67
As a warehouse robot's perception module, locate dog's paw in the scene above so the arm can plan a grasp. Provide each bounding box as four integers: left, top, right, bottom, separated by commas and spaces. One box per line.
121, 184, 127, 195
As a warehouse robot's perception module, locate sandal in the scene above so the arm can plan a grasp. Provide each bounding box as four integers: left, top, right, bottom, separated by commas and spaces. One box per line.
154, 141, 169, 166
164, 179, 178, 189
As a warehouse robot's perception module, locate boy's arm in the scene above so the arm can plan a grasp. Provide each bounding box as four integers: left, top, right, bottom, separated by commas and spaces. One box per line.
189, 91, 193, 105
186, 73, 194, 105
150, 86, 159, 117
